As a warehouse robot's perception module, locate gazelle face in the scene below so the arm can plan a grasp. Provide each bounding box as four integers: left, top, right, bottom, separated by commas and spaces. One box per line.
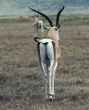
35, 17, 39, 22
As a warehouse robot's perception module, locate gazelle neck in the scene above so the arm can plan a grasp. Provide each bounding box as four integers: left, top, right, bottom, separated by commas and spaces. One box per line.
35, 17, 39, 22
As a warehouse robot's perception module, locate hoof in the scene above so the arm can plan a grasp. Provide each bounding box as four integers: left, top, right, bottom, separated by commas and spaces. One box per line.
49, 98, 53, 102
49, 95, 53, 102
53, 95, 55, 99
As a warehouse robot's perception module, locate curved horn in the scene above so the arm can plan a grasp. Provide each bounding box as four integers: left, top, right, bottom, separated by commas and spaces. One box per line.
29, 7, 53, 27
56, 5, 65, 26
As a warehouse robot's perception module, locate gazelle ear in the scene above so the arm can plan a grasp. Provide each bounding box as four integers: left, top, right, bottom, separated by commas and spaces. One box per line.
37, 14, 39, 17
34, 12, 36, 17
43, 26, 49, 31
56, 24, 61, 31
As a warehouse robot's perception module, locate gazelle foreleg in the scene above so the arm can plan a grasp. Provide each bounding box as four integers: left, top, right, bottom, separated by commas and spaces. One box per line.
34, 26, 37, 37
36, 26, 38, 37
34, 24, 39, 37
45, 77, 48, 100
41, 22, 43, 37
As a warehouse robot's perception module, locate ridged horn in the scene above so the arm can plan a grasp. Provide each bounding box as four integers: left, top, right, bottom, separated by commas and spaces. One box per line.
56, 5, 65, 26
29, 7, 53, 27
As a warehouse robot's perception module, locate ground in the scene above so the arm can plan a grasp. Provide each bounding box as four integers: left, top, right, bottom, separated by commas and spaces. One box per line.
0, 15, 89, 110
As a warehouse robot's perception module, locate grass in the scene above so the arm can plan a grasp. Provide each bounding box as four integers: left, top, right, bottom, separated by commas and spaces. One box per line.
0, 16, 31, 23
0, 14, 89, 25
0, 14, 89, 110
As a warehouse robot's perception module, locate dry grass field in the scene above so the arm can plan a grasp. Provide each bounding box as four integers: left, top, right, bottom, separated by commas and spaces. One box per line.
0, 15, 89, 110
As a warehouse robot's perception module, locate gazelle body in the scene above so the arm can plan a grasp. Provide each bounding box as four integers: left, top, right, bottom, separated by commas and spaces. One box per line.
29, 5, 65, 101
34, 16, 43, 37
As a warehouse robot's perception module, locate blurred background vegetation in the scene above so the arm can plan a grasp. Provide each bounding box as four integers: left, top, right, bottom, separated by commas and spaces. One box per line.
0, 14, 89, 26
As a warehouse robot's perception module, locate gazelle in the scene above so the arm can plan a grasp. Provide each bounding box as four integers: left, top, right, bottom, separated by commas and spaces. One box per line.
29, 5, 65, 101
33, 13, 43, 37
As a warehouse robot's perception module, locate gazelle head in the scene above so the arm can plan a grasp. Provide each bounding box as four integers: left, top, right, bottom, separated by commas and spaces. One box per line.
34, 12, 39, 17
34, 12, 39, 22
29, 5, 65, 40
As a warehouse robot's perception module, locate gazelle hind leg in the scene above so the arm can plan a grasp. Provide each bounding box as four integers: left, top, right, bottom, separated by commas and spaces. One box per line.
49, 95, 53, 101
48, 60, 54, 97
41, 23, 43, 37
51, 61, 58, 97
39, 43, 47, 77
46, 43, 54, 100
39, 43, 48, 99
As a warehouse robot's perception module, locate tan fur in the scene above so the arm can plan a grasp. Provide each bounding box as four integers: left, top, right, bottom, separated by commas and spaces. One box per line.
34, 17, 38, 27
33, 17, 43, 37
35, 27, 61, 76
29, 6, 64, 100
34, 17, 41, 30
35, 27, 61, 58
47, 27, 61, 73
